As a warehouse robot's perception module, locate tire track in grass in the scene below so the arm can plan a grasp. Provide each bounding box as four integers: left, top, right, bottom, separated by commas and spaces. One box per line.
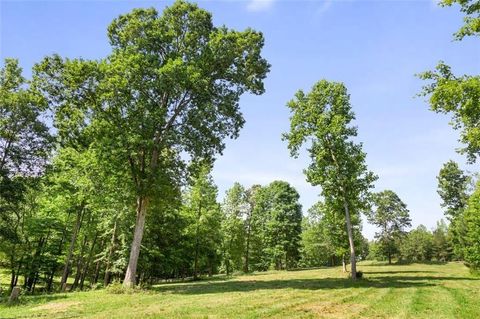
353, 286, 391, 319
364, 285, 416, 318
442, 285, 480, 319
290, 287, 375, 319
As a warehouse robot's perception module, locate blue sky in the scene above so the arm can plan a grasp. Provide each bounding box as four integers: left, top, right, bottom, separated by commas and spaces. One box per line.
2, 0, 479, 239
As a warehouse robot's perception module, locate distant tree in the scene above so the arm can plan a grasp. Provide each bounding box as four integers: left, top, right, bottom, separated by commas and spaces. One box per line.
462, 182, 480, 271
182, 165, 222, 279
432, 220, 453, 262
300, 201, 359, 268
357, 235, 370, 261
243, 184, 262, 273
437, 161, 470, 220
436, 161, 471, 260
367, 241, 385, 261
221, 183, 247, 275
263, 181, 303, 270
368, 190, 411, 264
400, 225, 434, 262
246, 185, 271, 271
300, 204, 334, 268
283, 80, 377, 279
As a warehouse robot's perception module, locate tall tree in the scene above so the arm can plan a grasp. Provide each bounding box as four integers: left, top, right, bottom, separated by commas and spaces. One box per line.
420, 0, 480, 270
283, 80, 376, 279
33, 0, 269, 287
0, 59, 52, 291
263, 181, 303, 270
368, 190, 411, 264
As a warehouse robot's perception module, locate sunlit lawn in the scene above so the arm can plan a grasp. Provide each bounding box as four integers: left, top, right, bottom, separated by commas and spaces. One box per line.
0, 261, 479, 318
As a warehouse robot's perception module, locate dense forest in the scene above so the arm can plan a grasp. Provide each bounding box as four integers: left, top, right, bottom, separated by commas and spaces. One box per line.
0, 0, 479, 299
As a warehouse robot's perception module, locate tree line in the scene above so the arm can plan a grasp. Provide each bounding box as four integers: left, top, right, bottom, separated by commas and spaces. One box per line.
1, 0, 480, 297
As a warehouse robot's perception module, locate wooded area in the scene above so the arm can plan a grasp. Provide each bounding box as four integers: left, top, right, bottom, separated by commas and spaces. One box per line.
0, 0, 479, 312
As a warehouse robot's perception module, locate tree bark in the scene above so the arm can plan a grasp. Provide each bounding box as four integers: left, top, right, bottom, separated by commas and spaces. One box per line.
342, 256, 347, 272
244, 232, 250, 273
60, 205, 85, 291
104, 219, 117, 287
80, 232, 98, 290
193, 200, 202, 280
123, 196, 149, 288
343, 199, 357, 279
70, 235, 88, 291
48, 211, 70, 292
244, 214, 252, 273
8, 286, 20, 304
93, 259, 101, 284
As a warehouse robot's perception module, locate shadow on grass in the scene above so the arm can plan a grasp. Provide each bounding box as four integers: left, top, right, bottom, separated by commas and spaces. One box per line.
151, 275, 479, 295
0, 293, 68, 307
360, 261, 449, 267
364, 271, 437, 274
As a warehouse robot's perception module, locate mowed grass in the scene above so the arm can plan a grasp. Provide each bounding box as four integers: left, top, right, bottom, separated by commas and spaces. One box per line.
0, 262, 479, 319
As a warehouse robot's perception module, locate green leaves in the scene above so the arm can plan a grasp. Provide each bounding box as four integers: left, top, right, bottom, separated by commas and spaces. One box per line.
437, 161, 471, 219
0, 59, 52, 176
284, 80, 376, 211
368, 190, 411, 263
440, 0, 480, 40
419, 64, 480, 163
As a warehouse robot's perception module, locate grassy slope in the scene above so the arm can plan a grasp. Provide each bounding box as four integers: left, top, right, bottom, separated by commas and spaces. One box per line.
0, 262, 479, 319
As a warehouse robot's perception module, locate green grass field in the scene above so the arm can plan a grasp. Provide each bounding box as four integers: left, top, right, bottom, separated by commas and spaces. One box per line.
0, 262, 479, 318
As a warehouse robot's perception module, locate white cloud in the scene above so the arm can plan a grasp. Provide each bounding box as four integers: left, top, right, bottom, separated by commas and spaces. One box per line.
246, 0, 275, 12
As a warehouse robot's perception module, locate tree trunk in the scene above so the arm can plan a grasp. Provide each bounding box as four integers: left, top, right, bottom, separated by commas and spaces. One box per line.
388, 250, 392, 265
194, 238, 200, 279
48, 212, 70, 292
60, 206, 85, 291
93, 259, 101, 284
26, 237, 46, 292
46, 270, 55, 292
193, 201, 202, 280
123, 196, 149, 288
9, 248, 19, 291
80, 232, 98, 290
104, 220, 117, 287
8, 286, 20, 304
343, 199, 357, 280
244, 231, 250, 273
71, 235, 88, 291
10, 268, 15, 291
342, 256, 347, 272
244, 210, 252, 273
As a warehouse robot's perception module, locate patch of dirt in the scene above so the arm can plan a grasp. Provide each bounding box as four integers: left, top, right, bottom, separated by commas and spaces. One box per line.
33, 301, 81, 313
